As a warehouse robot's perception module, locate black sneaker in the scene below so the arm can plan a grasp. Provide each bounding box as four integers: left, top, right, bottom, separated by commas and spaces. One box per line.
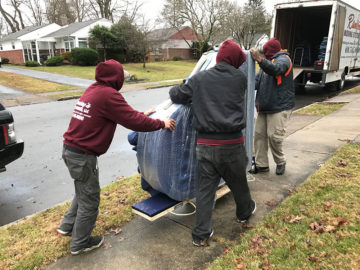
57, 228, 72, 236
192, 229, 214, 247
71, 236, 104, 255
237, 200, 256, 223
249, 166, 269, 174
276, 163, 286, 175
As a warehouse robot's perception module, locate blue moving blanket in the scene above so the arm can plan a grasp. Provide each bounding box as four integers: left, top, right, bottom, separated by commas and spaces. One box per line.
135, 50, 255, 201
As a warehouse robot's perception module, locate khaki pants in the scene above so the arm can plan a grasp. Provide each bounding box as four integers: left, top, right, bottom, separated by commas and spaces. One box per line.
254, 110, 292, 167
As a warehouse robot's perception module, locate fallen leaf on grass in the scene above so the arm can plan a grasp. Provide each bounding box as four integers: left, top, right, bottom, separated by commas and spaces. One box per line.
276, 227, 290, 235
265, 223, 275, 229
323, 202, 332, 211
223, 247, 231, 255
118, 237, 125, 242
335, 172, 350, 178
332, 217, 349, 227
319, 251, 330, 258
259, 261, 273, 270
336, 160, 348, 167
110, 228, 122, 235
288, 188, 296, 194
102, 191, 110, 196
265, 200, 277, 206
309, 222, 325, 234
325, 225, 336, 232
250, 234, 262, 249
236, 263, 247, 269
289, 216, 303, 223
308, 254, 318, 262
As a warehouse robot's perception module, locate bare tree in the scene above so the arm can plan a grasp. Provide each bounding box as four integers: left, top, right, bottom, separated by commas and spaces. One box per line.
70, 0, 91, 22
88, 0, 143, 23
161, 0, 231, 54
24, 0, 44, 26
0, 0, 27, 33
46, 0, 76, 25
227, 0, 271, 49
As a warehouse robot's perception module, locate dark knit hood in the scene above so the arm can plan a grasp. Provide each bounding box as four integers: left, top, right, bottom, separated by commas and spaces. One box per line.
263, 38, 282, 60
216, 40, 246, 69
95, 59, 124, 91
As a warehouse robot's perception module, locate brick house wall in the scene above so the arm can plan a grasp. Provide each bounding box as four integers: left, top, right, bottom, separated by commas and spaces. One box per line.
0, 50, 24, 63
168, 48, 192, 59
170, 27, 198, 41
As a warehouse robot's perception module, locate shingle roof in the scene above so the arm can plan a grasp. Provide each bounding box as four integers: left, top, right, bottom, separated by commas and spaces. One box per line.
44, 19, 104, 38
0, 25, 45, 42
147, 28, 178, 41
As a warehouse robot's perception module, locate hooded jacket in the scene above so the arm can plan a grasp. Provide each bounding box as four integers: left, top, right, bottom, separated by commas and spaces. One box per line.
63, 59, 165, 156
170, 41, 247, 140
255, 50, 295, 113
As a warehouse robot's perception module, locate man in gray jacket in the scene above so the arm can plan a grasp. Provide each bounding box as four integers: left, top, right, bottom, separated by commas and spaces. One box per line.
250, 38, 295, 175
170, 40, 256, 247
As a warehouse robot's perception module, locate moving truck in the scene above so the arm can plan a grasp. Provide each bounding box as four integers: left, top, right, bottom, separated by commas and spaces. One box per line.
271, 0, 360, 90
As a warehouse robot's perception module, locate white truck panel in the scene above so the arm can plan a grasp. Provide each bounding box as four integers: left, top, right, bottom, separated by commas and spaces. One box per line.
339, 5, 360, 69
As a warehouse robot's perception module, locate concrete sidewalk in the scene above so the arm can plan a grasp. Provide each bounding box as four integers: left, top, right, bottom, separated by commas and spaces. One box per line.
44, 92, 360, 270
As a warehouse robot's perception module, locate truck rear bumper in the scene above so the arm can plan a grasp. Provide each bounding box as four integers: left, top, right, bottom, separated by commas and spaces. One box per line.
0, 140, 24, 170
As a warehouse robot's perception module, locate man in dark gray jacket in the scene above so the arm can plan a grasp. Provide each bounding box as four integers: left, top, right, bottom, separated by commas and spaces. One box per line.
250, 38, 295, 175
170, 40, 256, 247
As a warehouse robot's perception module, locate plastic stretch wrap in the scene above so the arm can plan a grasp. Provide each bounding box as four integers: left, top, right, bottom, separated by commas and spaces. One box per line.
136, 102, 197, 201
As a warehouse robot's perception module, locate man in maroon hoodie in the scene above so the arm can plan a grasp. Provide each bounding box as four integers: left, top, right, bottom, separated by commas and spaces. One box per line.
170, 40, 256, 247
58, 59, 175, 255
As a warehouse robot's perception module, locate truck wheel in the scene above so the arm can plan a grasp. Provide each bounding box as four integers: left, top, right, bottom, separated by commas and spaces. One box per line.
336, 73, 345, 91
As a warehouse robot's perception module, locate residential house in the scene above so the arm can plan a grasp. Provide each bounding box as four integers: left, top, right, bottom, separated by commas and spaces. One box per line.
147, 26, 198, 61
0, 24, 62, 64
0, 18, 112, 64
44, 18, 112, 55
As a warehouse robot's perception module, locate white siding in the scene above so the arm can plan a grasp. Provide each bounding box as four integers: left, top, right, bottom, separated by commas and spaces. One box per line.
72, 19, 113, 39
0, 40, 22, 51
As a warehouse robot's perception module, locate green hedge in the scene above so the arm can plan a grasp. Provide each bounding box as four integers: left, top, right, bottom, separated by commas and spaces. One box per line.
45, 56, 64, 66
1, 57, 9, 64
71, 48, 99, 66
25, 61, 40, 67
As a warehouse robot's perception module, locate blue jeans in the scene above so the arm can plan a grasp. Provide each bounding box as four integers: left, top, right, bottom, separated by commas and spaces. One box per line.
192, 143, 253, 241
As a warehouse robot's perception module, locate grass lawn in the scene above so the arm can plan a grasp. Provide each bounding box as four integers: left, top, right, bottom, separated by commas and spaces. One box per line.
12, 60, 197, 82
343, 85, 360, 94
0, 174, 149, 270
295, 102, 346, 117
1, 142, 359, 269
210, 143, 360, 269
0, 71, 76, 93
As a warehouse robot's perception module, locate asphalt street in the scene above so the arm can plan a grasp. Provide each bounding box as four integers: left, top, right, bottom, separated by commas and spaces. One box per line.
0, 86, 171, 225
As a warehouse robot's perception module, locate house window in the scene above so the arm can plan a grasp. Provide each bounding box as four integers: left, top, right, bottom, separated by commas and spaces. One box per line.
78, 38, 88, 48
12, 42, 15, 49
65, 41, 74, 52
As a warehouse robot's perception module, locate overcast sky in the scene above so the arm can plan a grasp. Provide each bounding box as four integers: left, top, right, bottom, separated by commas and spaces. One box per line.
140, 0, 360, 22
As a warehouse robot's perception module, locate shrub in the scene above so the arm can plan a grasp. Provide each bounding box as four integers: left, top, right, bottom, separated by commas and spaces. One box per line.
61, 51, 73, 63
71, 48, 99, 66
45, 56, 64, 66
1, 57, 9, 64
172, 56, 183, 61
25, 61, 40, 67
